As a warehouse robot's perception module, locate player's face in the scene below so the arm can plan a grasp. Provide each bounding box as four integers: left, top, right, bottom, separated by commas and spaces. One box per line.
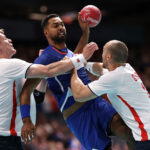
102, 46, 108, 68
44, 17, 66, 43
0, 33, 16, 58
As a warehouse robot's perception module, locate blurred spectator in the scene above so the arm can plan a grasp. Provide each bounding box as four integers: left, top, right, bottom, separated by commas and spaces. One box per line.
112, 137, 128, 150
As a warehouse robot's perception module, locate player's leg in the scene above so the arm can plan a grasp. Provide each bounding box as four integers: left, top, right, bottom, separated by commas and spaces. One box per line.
65, 100, 112, 150
110, 113, 135, 150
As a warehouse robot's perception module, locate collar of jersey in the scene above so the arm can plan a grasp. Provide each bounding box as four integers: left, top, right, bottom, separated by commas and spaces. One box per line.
50, 44, 68, 54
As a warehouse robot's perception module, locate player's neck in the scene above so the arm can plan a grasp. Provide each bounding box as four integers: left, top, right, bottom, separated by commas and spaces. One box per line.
108, 63, 125, 71
0, 54, 10, 59
48, 39, 66, 49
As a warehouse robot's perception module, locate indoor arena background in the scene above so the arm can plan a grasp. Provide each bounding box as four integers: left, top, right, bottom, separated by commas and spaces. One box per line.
0, 0, 150, 150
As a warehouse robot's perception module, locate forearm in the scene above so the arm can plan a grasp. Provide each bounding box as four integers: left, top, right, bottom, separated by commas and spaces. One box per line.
20, 79, 41, 121
20, 92, 32, 122
85, 62, 103, 76
74, 30, 89, 54
46, 59, 74, 76
46, 54, 86, 77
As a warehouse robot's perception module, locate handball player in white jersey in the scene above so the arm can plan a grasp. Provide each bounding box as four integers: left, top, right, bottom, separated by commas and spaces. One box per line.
71, 40, 150, 150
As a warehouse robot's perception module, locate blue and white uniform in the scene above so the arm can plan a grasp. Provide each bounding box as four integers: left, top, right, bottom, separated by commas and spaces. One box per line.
34, 45, 116, 150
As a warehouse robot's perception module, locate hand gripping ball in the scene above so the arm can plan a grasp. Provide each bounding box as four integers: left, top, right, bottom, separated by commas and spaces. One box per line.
80, 5, 102, 28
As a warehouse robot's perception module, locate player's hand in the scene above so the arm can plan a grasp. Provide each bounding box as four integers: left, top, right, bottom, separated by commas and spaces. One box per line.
78, 12, 89, 33
82, 42, 99, 60
21, 117, 36, 144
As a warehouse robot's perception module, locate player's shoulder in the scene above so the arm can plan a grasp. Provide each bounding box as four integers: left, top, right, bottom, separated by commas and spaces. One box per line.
101, 66, 124, 81
125, 63, 135, 71
0, 58, 25, 64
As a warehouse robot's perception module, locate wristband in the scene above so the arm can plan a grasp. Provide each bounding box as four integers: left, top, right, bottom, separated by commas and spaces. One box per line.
70, 54, 86, 68
20, 104, 30, 119
85, 62, 99, 76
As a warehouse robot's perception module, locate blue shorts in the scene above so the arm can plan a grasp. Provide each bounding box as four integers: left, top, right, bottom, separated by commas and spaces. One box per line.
66, 97, 116, 150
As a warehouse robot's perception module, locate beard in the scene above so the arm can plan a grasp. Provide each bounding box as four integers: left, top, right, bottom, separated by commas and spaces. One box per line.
50, 32, 66, 43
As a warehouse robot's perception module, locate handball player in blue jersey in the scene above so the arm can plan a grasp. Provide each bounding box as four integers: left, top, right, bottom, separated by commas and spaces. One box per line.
20, 14, 135, 150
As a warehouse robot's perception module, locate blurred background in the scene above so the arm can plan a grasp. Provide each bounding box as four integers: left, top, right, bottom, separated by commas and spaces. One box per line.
1, 0, 150, 149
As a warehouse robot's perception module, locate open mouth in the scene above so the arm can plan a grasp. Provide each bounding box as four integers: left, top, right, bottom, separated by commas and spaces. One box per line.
58, 31, 65, 37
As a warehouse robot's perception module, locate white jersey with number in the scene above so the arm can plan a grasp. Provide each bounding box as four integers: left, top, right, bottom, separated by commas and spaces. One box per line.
0, 58, 36, 136
88, 63, 150, 141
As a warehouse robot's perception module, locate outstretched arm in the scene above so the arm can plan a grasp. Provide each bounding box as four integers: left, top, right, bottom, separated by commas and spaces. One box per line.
71, 69, 97, 102
26, 42, 98, 78
85, 62, 104, 76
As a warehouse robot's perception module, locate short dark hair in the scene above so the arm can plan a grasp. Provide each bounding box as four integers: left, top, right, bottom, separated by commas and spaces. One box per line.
108, 40, 128, 63
41, 14, 59, 30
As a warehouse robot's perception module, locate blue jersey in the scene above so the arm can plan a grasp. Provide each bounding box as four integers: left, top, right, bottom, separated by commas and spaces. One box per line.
34, 44, 117, 150
34, 44, 91, 111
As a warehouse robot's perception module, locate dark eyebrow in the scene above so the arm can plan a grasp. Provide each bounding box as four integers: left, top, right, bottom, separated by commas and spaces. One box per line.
53, 21, 63, 25
53, 22, 59, 25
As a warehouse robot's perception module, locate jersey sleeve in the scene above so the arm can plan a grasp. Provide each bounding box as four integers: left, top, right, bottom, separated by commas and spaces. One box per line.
0, 58, 32, 79
34, 50, 57, 65
88, 72, 118, 96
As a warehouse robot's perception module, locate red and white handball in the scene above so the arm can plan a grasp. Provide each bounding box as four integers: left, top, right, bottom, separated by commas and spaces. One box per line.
80, 5, 102, 28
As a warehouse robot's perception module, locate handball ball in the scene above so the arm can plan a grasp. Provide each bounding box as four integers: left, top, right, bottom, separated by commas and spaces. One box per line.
80, 5, 102, 28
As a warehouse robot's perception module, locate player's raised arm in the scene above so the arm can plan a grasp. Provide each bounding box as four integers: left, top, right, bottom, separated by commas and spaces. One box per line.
74, 12, 89, 54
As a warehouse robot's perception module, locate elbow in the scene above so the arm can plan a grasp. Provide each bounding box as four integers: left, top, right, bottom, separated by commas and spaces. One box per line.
74, 98, 83, 102
72, 92, 84, 102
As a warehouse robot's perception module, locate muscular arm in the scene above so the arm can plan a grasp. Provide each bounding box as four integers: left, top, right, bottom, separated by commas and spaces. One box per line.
26, 59, 74, 78
20, 78, 41, 106
74, 13, 89, 54
71, 69, 97, 102
92, 62, 103, 75
20, 78, 41, 143
26, 42, 98, 78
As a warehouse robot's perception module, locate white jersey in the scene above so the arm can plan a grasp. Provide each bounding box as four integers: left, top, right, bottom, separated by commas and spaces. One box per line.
88, 63, 150, 141
0, 58, 36, 136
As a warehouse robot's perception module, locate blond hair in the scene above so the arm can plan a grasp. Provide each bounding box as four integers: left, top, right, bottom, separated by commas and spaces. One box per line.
0, 29, 4, 34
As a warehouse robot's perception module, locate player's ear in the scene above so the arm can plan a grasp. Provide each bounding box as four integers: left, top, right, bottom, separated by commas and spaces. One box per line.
43, 29, 48, 37
107, 53, 111, 61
